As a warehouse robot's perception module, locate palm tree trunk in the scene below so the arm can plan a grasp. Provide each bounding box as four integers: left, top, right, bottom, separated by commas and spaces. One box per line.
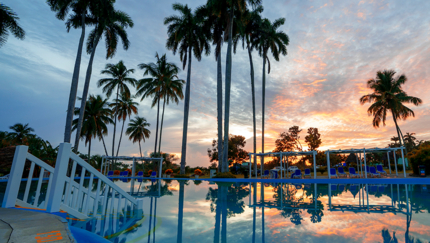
391, 111, 404, 149
101, 134, 109, 156
139, 140, 143, 158
88, 139, 91, 165
116, 119, 126, 157
223, 9, 234, 173
73, 33, 101, 152
261, 52, 267, 171
64, 14, 86, 143
214, 188, 221, 243
217, 51, 223, 172
247, 42, 257, 177
221, 186, 228, 243
158, 95, 166, 155
180, 47, 192, 174
112, 87, 119, 157
154, 93, 160, 156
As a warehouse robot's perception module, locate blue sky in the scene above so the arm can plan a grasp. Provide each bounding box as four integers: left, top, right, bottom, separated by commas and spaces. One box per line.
1, 0, 429, 167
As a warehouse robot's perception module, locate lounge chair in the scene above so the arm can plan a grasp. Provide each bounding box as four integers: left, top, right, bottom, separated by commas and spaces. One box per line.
107, 171, 114, 177
303, 169, 311, 178
348, 167, 360, 178
376, 165, 387, 176
121, 171, 129, 177
292, 169, 302, 179
365, 166, 371, 174
262, 170, 270, 179
329, 168, 338, 178
150, 171, 157, 178
338, 167, 347, 178
137, 171, 144, 177
369, 167, 381, 178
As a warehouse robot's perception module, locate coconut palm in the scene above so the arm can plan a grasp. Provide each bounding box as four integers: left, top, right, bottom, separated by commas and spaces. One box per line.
234, 6, 263, 175
164, 3, 210, 174
110, 94, 138, 157
72, 95, 113, 161
252, 17, 289, 157
97, 60, 137, 157
0, 3, 25, 47
359, 70, 422, 150
73, 4, 134, 152
126, 117, 151, 158
136, 53, 182, 157
47, 0, 100, 143
9, 123, 34, 143
403, 132, 417, 151
206, 0, 262, 172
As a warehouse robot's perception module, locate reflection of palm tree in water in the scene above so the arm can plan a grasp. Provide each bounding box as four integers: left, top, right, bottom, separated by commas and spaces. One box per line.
177, 181, 186, 243
382, 228, 398, 243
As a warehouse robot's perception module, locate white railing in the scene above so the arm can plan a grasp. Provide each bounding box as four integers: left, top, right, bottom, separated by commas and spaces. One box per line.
2, 143, 143, 220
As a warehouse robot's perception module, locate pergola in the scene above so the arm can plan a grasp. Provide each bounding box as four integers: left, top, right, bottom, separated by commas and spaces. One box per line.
248, 151, 318, 179
325, 147, 407, 179
101, 156, 164, 178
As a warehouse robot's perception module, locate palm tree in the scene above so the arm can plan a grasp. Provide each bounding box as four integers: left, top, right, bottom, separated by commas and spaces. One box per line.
234, 6, 263, 176
126, 117, 151, 158
0, 3, 25, 47
403, 132, 417, 151
73, 3, 134, 152
252, 17, 289, 158
359, 70, 422, 151
9, 123, 34, 143
97, 60, 136, 157
164, 3, 210, 174
206, 0, 262, 172
72, 95, 113, 161
110, 94, 138, 157
136, 53, 183, 157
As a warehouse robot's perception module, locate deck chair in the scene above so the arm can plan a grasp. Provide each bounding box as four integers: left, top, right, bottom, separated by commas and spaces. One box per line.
348, 167, 360, 178
292, 169, 302, 179
369, 167, 381, 178
304, 169, 311, 178
122, 171, 129, 177
262, 170, 270, 179
137, 171, 144, 177
329, 168, 338, 178
338, 167, 347, 178
366, 166, 371, 174
150, 171, 157, 178
107, 171, 114, 177
376, 165, 387, 176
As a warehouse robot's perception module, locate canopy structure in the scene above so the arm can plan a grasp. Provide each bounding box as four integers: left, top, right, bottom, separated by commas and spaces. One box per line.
325, 147, 406, 179
101, 156, 164, 178
248, 151, 318, 179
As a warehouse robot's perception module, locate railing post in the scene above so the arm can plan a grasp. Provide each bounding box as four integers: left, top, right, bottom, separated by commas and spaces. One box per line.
46, 143, 71, 213
158, 158, 163, 178
2, 145, 28, 208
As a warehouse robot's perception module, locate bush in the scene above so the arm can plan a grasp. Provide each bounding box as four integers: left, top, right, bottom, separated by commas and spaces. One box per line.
213, 172, 236, 178
390, 164, 404, 172
174, 174, 190, 178
194, 169, 202, 176
165, 169, 173, 175
114, 170, 120, 175
408, 143, 430, 175
316, 166, 327, 175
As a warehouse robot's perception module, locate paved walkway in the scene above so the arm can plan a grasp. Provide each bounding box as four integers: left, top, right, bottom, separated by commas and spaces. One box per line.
0, 208, 74, 243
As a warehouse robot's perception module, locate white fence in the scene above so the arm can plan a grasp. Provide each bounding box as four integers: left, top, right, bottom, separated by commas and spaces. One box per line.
2, 143, 143, 219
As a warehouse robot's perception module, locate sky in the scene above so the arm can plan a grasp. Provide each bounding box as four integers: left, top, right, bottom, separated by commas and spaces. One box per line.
0, 0, 429, 167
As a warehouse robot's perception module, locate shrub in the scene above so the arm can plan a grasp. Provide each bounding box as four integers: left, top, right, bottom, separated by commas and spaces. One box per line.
126, 169, 132, 175
114, 170, 120, 175
148, 170, 153, 176
408, 143, 430, 175
194, 169, 202, 176
165, 169, 173, 175
174, 174, 190, 178
316, 166, 327, 175
213, 172, 236, 178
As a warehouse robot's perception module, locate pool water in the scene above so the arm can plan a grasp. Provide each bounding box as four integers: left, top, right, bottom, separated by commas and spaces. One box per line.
2, 180, 430, 242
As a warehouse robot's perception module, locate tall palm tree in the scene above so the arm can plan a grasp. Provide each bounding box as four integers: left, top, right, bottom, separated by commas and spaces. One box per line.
97, 60, 136, 157
73, 3, 134, 152
359, 70, 422, 151
126, 117, 151, 158
164, 3, 210, 174
72, 95, 113, 161
136, 53, 182, 157
252, 17, 289, 159
9, 123, 34, 143
403, 132, 417, 151
47, 0, 99, 143
110, 94, 138, 157
234, 6, 263, 176
206, 0, 262, 172
0, 3, 25, 48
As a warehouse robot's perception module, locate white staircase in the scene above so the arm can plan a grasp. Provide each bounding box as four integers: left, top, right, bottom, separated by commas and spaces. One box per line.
2, 143, 143, 219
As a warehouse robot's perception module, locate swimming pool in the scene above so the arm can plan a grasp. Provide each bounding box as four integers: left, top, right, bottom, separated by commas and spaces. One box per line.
1, 179, 430, 242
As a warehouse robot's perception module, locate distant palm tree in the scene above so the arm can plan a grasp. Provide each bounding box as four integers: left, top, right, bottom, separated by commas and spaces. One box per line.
126, 117, 151, 158
252, 17, 289, 156
72, 95, 113, 161
164, 3, 210, 174
110, 94, 138, 157
97, 60, 136, 157
73, 3, 134, 152
0, 3, 25, 47
360, 70, 422, 151
136, 53, 183, 156
9, 123, 34, 143
403, 132, 417, 151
